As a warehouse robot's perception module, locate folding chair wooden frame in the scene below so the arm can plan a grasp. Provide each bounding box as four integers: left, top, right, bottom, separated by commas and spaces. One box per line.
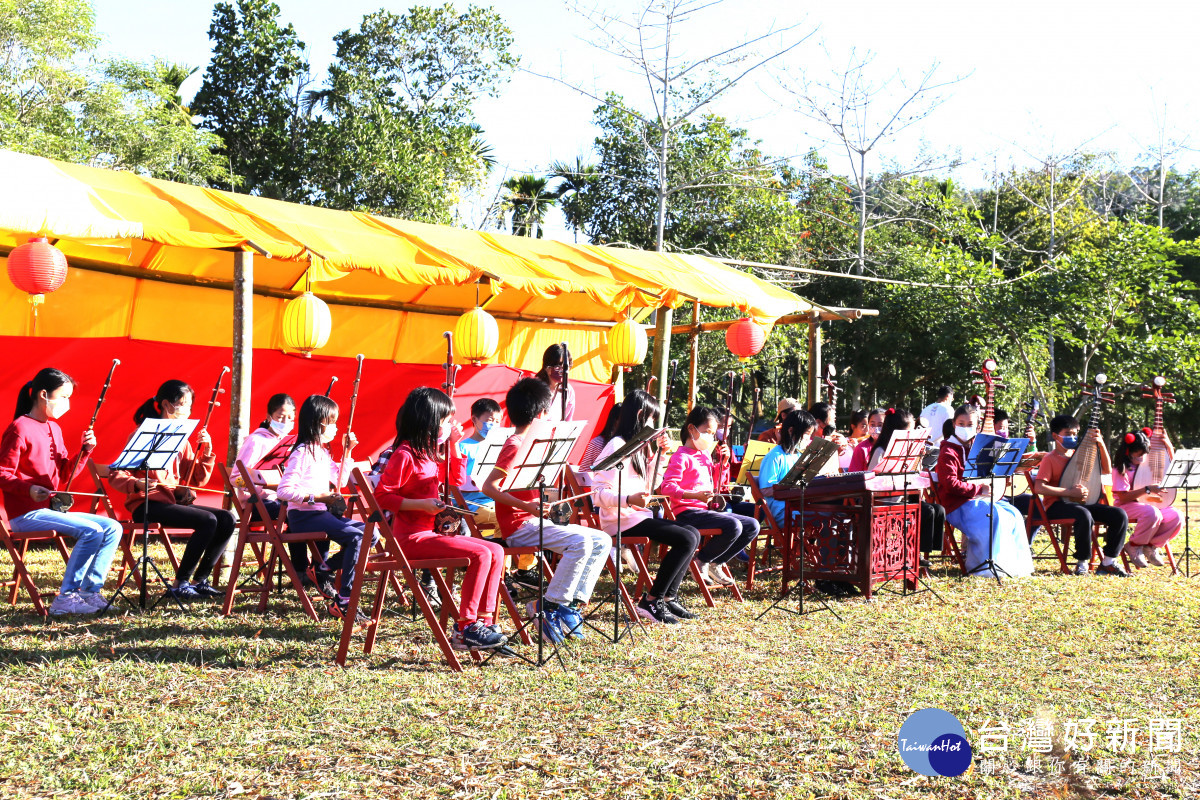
338, 468, 474, 671
658, 503, 743, 605
565, 467, 646, 620
0, 497, 70, 616
1023, 470, 1093, 574
925, 480, 967, 575
89, 462, 184, 591
217, 461, 282, 615
746, 482, 787, 590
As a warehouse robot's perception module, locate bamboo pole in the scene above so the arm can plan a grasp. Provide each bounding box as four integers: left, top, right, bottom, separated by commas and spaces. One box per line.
806, 312, 821, 408
688, 302, 700, 412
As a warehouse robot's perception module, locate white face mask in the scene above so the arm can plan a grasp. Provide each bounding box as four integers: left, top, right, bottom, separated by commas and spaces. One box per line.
437, 422, 453, 445
320, 422, 338, 444
45, 395, 70, 420
692, 429, 716, 454
954, 425, 976, 443
868, 425, 882, 438
269, 418, 293, 436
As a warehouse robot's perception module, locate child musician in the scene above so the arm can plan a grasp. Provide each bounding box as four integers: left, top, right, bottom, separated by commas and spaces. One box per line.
659, 405, 760, 587
375, 387, 509, 652
276, 394, 367, 620
869, 408, 946, 568
110, 380, 235, 601
935, 406, 1033, 578
809, 401, 849, 458
1033, 415, 1129, 576
457, 397, 502, 527
847, 408, 886, 472
482, 378, 612, 641
0, 368, 121, 615
757, 409, 819, 530
592, 389, 700, 625
1112, 429, 1180, 568
580, 402, 622, 471
536, 343, 575, 422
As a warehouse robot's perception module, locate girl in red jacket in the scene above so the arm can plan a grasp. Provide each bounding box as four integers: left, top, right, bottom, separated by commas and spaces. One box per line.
0, 368, 121, 615
110, 380, 235, 601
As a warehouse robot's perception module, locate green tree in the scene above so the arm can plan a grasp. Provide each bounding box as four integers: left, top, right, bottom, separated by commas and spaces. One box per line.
191, 0, 310, 199
496, 174, 560, 237
308, 4, 516, 221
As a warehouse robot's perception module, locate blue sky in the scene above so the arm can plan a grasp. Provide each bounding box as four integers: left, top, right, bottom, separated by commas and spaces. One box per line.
93, 0, 1200, 237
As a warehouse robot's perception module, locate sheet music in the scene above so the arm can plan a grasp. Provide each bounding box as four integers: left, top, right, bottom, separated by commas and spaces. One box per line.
1162, 449, 1200, 490
736, 439, 775, 485
467, 425, 517, 483
110, 418, 198, 472
499, 419, 586, 491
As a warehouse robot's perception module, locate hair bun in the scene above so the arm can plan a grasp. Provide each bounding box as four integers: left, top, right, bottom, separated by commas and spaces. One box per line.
1124, 432, 1136, 444
1141, 427, 1152, 436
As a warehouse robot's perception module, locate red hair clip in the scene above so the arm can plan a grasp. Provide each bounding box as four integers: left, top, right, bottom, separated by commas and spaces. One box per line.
1142, 427, 1152, 436
1124, 433, 1136, 444
887, 407, 895, 414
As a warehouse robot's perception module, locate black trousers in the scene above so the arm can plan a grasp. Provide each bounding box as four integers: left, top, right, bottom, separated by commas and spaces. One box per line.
675, 509, 761, 564
625, 517, 700, 599
920, 502, 946, 554
1044, 500, 1128, 561
134, 501, 236, 584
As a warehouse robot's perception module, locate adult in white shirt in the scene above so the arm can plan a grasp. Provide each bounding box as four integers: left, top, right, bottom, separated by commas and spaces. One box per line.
920, 385, 955, 444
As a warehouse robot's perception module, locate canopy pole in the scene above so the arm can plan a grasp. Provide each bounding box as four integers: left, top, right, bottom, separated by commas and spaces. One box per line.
687, 302, 699, 412
806, 312, 821, 408
650, 307, 673, 408
228, 250, 253, 466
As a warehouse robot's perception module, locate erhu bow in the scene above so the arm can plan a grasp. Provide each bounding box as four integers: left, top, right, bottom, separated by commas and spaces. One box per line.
50, 358, 120, 513
328, 354, 364, 518
176, 366, 229, 505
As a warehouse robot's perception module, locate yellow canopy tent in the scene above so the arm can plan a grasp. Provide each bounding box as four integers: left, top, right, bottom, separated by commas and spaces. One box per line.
0, 149, 810, 381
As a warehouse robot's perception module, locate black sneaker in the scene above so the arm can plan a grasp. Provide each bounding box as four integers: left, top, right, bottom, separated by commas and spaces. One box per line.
165, 583, 201, 601
1096, 563, 1131, 578
510, 568, 542, 592
307, 566, 338, 600
329, 599, 369, 624
191, 580, 223, 599
636, 596, 679, 624
663, 597, 696, 620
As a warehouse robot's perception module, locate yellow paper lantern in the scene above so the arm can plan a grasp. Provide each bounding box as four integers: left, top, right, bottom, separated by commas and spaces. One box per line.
453, 306, 500, 364
281, 291, 332, 356
607, 316, 648, 367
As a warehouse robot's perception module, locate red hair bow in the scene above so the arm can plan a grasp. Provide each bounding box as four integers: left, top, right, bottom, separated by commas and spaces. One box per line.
1124, 433, 1136, 444
1142, 427, 1153, 436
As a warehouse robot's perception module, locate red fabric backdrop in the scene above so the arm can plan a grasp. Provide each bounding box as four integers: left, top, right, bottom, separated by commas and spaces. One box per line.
0, 337, 614, 478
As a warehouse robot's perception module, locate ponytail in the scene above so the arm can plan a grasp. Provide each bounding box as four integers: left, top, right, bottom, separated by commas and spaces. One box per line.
134, 379, 193, 423
13, 368, 73, 420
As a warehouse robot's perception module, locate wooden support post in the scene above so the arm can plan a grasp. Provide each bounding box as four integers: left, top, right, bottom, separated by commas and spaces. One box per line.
806, 312, 821, 409
687, 302, 700, 412
650, 307, 673, 408
228, 250, 253, 466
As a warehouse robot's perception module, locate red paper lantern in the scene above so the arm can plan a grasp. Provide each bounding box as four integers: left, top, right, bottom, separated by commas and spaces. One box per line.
726, 317, 766, 361
6, 237, 67, 305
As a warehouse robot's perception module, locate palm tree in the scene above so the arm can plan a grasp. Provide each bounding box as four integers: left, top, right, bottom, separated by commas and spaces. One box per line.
498, 174, 562, 237
548, 157, 597, 235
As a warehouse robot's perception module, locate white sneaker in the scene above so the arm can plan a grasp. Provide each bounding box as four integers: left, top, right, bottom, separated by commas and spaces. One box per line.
48, 592, 94, 616
695, 561, 712, 584
1125, 545, 1149, 569
711, 563, 736, 585
1144, 548, 1165, 567
77, 592, 111, 612
620, 547, 639, 573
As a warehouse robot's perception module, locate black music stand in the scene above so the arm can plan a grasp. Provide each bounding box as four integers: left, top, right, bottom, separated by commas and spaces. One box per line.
757, 438, 842, 620
490, 419, 585, 668
872, 430, 945, 602
1161, 450, 1200, 577
586, 424, 666, 643
963, 433, 1030, 586
106, 418, 197, 612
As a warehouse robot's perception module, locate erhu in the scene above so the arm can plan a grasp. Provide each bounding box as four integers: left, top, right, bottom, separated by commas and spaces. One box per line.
175, 366, 229, 505
645, 359, 679, 518
324, 375, 338, 397
821, 364, 839, 436
50, 358, 120, 513
434, 333, 473, 533
327, 354, 364, 519
708, 370, 738, 512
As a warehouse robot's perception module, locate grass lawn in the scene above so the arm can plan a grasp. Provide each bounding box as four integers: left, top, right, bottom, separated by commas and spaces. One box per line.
0, 501, 1198, 799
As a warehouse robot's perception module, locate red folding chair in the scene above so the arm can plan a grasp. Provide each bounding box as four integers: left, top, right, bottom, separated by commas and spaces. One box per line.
217, 461, 280, 615
746, 482, 786, 589
338, 468, 473, 671
925, 480, 966, 575
1023, 469, 1090, 574
566, 466, 647, 620
0, 496, 70, 616
229, 460, 328, 620
89, 462, 185, 590
658, 503, 743, 605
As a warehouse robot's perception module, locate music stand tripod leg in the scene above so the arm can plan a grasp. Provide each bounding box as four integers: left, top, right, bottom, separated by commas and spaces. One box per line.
756, 479, 842, 621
